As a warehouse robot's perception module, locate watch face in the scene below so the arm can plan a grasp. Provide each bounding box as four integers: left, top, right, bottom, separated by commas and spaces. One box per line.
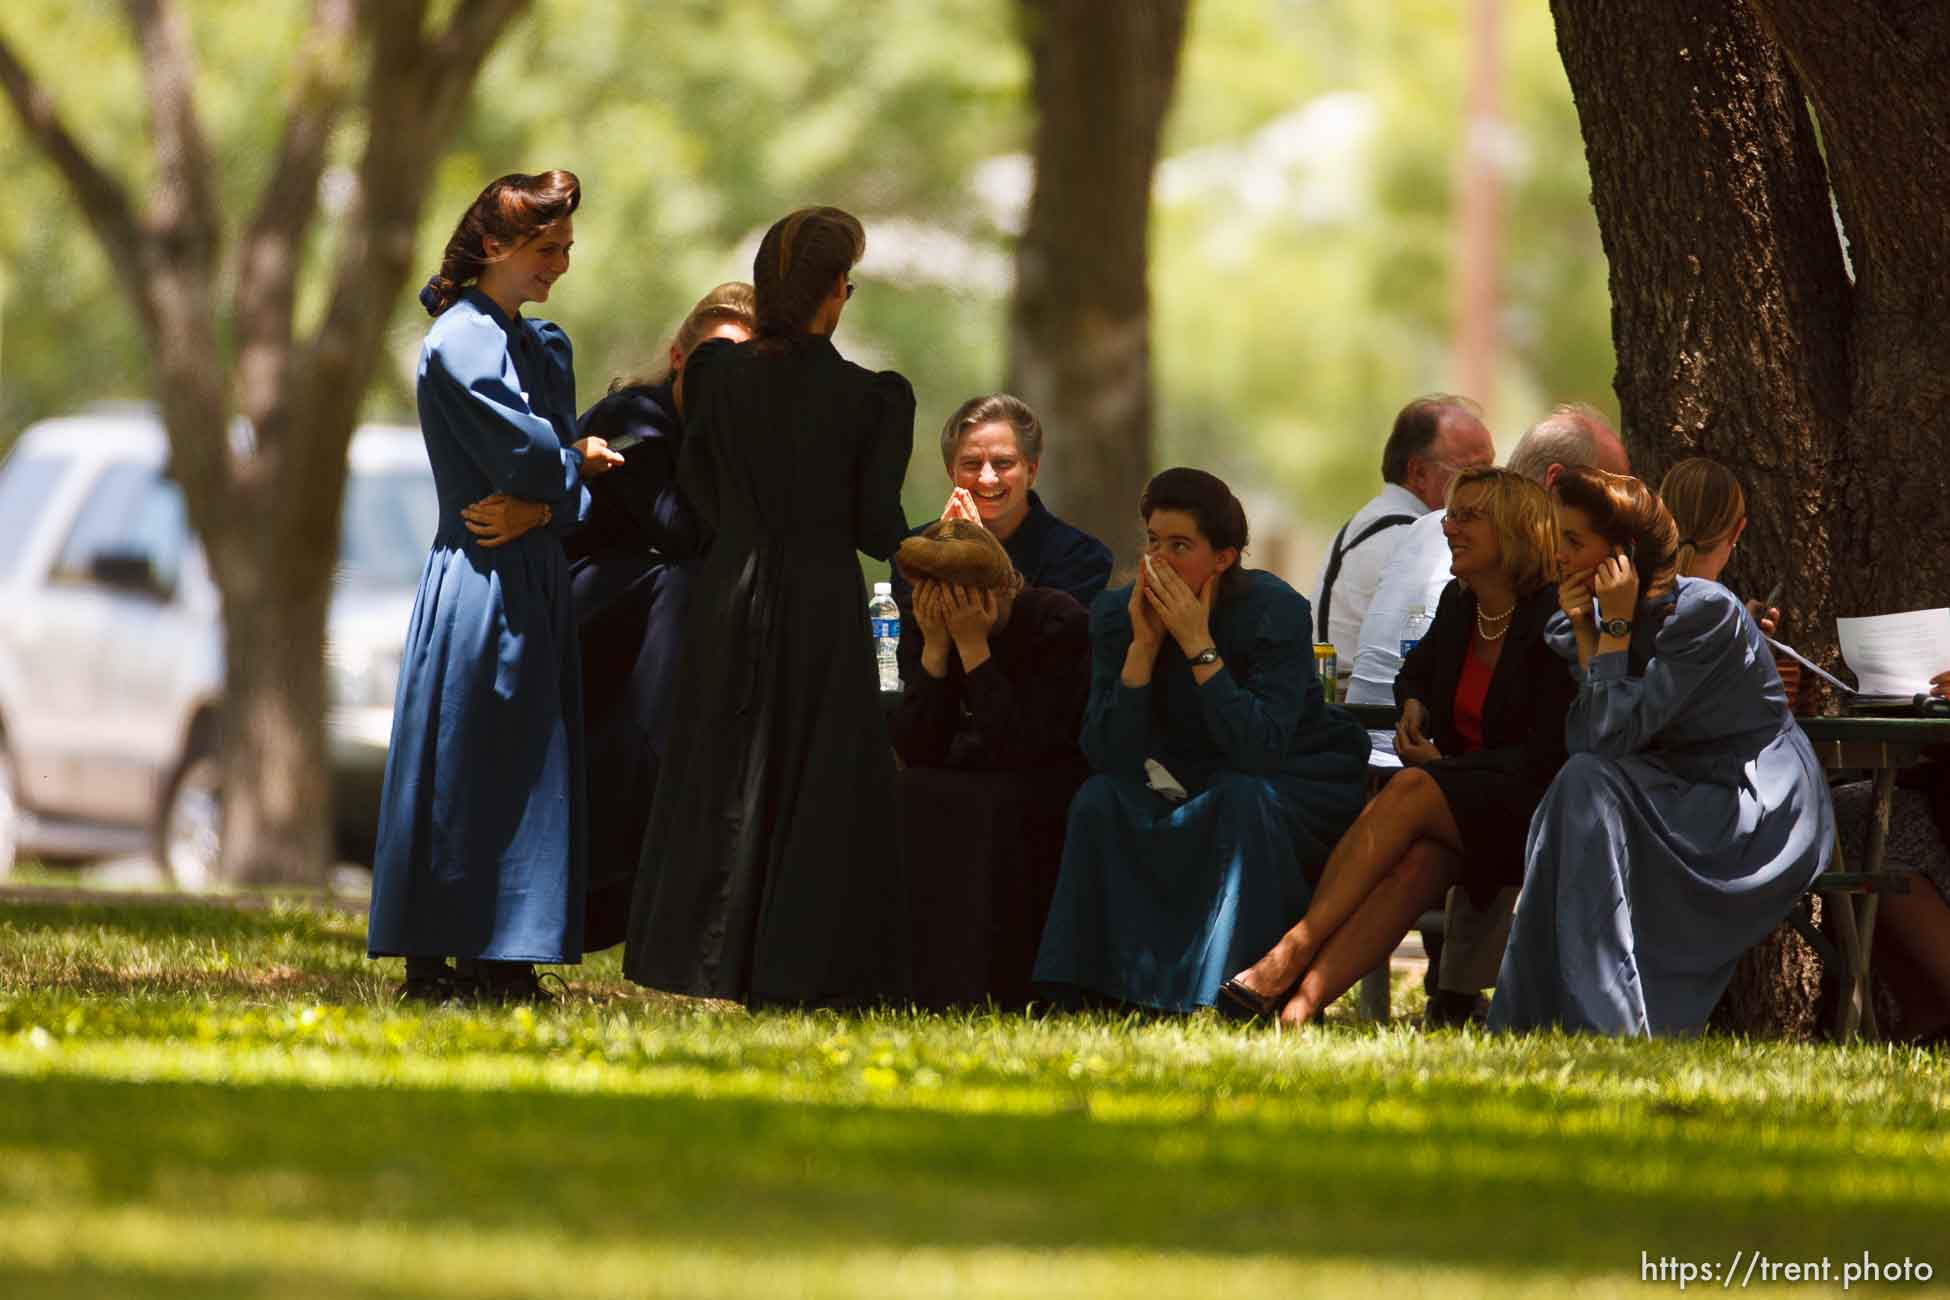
1601, 617, 1632, 637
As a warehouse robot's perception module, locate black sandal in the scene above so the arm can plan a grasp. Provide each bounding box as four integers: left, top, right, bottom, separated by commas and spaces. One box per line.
1217, 976, 1295, 1023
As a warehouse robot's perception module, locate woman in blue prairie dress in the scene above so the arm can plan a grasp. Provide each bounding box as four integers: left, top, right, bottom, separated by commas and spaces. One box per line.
368, 171, 622, 1003
1490, 467, 1833, 1036
1032, 468, 1371, 1013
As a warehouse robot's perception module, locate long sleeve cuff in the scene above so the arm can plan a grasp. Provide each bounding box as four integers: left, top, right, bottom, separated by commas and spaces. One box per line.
1582, 649, 1631, 683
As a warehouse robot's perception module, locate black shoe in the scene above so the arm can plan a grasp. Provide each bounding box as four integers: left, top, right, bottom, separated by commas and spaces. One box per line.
475, 964, 566, 1006
396, 969, 471, 1006
1217, 976, 1298, 1024
1423, 989, 1490, 1030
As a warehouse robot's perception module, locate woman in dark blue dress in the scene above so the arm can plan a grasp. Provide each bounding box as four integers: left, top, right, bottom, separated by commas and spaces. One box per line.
368, 171, 622, 1003
625, 207, 916, 1007
1032, 469, 1371, 1013
562, 283, 754, 949
889, 394, 1113, 628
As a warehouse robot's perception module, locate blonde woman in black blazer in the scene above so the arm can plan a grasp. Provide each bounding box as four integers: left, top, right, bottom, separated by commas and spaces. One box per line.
1222, 468, 1573, 1025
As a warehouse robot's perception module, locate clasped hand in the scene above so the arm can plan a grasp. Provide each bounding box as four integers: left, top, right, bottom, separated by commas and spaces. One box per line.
1128, 554, 1215, 661
913, 580, 999, 668
462, 493, 545, 548
1395, 698, 1441, 766
1560, 549, 1638, 629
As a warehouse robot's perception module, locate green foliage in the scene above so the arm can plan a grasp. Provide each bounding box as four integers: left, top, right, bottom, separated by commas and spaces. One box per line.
1, 0, 1617, 573
0, 895, 1946, 1298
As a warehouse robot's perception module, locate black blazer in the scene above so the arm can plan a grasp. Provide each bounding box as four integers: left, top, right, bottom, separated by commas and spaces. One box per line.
1394, 580, 1573, 788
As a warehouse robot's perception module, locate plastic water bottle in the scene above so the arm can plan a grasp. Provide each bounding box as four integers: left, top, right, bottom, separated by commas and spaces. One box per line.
1399, 608, 1431, 662
869, 581, 901, 692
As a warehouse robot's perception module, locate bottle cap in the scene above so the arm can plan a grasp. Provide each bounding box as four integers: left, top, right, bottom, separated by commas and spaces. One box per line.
873, 581, 892, 595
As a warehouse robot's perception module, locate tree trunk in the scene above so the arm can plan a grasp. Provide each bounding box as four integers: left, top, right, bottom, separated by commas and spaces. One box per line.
0, 0, 529, 887
1552, 0, 1950, 1036
1009, 0, 1190, 554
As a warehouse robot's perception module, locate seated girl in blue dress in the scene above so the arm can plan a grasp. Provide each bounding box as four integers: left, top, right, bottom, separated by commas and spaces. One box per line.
1490, 467, 1833, 1036
1032, 468, 1370, 1013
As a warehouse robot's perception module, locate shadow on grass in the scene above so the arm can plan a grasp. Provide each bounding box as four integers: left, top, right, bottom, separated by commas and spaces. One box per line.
2, 1070, 1943, 1285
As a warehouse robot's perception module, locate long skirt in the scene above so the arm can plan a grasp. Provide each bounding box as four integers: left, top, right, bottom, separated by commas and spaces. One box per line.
1033, 770, 1358, 1013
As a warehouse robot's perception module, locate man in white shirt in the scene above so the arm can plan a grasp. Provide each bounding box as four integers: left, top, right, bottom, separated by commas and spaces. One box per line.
1311, 396, 1494, 674
1346, 402, 1631, 708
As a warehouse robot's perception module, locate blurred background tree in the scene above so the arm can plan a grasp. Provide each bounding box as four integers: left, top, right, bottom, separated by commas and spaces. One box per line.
3, 0, 1617, 584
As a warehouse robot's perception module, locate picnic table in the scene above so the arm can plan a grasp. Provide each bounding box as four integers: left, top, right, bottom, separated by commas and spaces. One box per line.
1340, 699, 1950, 1038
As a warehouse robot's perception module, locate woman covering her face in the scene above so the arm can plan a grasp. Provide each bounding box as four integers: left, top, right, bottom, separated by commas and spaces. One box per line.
368, 170, 623, 1005
1221, 468, 1575, 1027
1489, 467, 1833, 1036
623, 207, 916, 1008
888, 519, 1093, 1009
1031, 468, 1371, 1013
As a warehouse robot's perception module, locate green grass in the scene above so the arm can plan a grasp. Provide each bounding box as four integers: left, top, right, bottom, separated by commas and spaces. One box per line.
1, 890, 1946, 1299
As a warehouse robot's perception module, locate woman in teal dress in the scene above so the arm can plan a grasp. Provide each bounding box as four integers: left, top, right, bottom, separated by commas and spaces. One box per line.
368, 171, 622, 1003
1032, 468, 1371, 1012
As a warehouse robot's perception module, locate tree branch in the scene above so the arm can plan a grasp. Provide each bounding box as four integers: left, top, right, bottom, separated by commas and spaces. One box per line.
234, 0, 361, 427
0, 33, 148, 304
122, 0, 221, 268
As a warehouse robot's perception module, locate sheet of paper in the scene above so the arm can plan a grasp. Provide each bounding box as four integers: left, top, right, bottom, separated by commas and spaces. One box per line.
1835, 607, 1950, 697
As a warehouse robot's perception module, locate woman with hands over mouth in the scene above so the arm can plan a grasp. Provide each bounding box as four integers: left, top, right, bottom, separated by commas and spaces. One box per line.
1489, 467, 1832, 1037
889, 520, 1091, 1009
1221, 468, 1572, 1026
1032, 469, 1369, 1014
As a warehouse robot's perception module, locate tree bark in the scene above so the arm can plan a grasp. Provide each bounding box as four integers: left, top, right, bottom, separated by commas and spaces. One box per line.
1552, 0, 1950, 1035
0, 0, 529, 885
1008, 0, 1190, 555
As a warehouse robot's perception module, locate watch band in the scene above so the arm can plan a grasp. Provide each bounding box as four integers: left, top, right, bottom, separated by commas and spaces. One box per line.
1188, 646, 1221, 666
1598, 616, 1633, 639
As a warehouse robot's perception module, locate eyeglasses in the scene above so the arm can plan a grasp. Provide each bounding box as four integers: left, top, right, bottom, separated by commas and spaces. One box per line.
1447, 504, 1488, 525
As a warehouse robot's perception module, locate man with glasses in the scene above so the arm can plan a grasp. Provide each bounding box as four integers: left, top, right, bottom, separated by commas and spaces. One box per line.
1311, 396, 1495, 685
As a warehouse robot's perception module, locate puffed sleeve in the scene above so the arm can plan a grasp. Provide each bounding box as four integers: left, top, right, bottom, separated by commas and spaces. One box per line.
853, 370, 914, 560
1078, 585, 1154, 781
422, 314, 583, 503
1566, 583, 1737, 757
1196, 581, 1316, 772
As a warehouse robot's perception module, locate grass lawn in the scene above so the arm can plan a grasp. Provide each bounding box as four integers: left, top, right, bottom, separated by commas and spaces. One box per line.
1, 885, 1946, 1299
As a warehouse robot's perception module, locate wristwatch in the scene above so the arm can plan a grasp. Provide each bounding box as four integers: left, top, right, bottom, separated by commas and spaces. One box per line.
1188, 646, 1221, 666
1598, 615, 1633, 639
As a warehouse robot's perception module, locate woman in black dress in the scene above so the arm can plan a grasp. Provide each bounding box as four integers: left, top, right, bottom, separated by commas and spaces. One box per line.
1222, 468, 1573, 1025
624, 207, 915, 1007
888, 520, 1092, 1009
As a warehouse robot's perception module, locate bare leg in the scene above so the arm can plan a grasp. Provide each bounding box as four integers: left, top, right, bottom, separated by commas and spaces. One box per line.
1230, 768, 1463, 1000
1280, 838, 1461, 1025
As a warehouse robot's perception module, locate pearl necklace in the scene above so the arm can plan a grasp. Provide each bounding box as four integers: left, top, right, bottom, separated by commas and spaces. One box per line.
1475, 601, 1515, 642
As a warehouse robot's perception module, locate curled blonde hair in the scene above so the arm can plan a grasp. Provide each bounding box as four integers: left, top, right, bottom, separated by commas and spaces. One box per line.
615, 281, 756, 391
1446, 467, 1559, 598
1658, 457, 1745, 577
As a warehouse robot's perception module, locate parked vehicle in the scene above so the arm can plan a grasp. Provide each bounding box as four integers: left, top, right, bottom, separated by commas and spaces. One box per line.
0, 406, 435, 886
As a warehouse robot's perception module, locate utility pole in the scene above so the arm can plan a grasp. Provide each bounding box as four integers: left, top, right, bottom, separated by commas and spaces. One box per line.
1454, 0, 1502, 416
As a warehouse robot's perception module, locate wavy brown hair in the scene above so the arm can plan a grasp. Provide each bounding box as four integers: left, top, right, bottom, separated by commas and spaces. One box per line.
1552, 465, 1681, 599
751, 206, 865, 344
420, 170, 581, 317
1657, 457, 1745, 577
1445, 466, 1559, 598
1140, 467, 1250, 601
